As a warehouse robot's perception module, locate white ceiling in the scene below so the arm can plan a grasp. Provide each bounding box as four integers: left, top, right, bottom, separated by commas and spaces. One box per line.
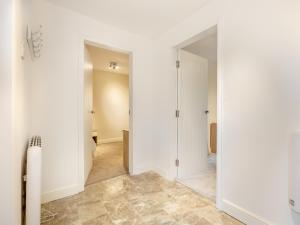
86, 44, 129, 75
47, 0, 209, 38
183, 32, 217, 62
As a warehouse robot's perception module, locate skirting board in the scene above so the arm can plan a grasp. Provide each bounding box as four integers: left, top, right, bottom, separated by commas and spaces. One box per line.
155, 168, 273, 225
131, 164, 153, 176
98, 137, 122, 144
222, 199, 274, 225
41, 184, 80, 203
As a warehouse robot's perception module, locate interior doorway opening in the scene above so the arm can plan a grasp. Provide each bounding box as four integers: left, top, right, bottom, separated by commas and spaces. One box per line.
176, 26, 218, 201
83, 42, 131, 186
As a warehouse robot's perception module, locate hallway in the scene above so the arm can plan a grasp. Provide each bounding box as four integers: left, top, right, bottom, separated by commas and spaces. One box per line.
86, 142, 127, 186
42, 172, 241, 225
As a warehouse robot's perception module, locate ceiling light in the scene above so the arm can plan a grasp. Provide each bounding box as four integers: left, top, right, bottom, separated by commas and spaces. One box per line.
109, 62, 118, 70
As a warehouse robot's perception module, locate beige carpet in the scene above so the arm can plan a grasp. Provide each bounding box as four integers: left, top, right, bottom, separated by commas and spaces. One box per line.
85, 142, 127, 186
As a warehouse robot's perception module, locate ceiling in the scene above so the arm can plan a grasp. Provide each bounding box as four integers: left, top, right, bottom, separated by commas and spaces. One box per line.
183, 32, 217, 62
47, 0, 209, 38
86, 44, 129, 75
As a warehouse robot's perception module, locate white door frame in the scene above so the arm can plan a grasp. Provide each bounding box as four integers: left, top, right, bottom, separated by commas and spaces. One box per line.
77, 37, 133, 191
174, 24, 223, 209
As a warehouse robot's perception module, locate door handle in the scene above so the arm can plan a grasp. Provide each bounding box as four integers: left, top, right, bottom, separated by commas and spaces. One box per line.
90, 110, 95, 114
205, 110, 209, 114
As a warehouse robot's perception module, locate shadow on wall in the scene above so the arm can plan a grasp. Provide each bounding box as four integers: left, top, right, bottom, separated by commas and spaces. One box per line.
291, 211, 300, 224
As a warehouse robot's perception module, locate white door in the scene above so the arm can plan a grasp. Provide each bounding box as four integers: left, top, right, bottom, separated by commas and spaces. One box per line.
177, 50, 209, 179
84, 46, 96, 182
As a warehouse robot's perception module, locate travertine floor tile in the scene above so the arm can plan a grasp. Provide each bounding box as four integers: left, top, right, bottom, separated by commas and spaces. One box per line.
86, 142, 127, 185
82, 214, 113, 225
78, 200, 107, 223
41, 172, 243, 225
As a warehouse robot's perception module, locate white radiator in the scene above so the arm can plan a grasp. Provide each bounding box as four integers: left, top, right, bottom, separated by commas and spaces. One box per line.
25, 136, 42, 225
289, 132, 300, 214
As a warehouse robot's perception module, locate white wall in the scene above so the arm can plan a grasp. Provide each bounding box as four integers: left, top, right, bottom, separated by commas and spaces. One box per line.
154, 0, 300, 224
3, 0, 299, 224
0, 1, 14, 224
13, 0, 33, 222
29, 0, 156, 202
93, 70, 129, 142
1, 0, 32, 224
149, 45, 176, 179
12, 0, 300, 224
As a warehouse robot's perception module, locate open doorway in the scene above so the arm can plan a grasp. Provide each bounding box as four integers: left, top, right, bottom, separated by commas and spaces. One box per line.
83, 42, 130, 186
176, 26, 218, 201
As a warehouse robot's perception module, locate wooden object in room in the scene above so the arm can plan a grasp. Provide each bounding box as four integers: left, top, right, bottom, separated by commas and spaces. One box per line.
210, 123, 217, 153
123, 130, 129, 172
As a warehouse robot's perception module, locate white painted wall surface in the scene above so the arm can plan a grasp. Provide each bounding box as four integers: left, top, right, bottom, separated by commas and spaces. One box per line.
1, 0, 31, 224
93, 70, 129, 142
155, 0, 300, 224
12, 0, 32, 223
29, 0, 155, 202
13, 0, 300, 224
0, 1, 14, 224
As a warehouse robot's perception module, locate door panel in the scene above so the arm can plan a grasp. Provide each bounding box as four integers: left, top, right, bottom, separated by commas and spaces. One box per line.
178, 50, 208, 179
84, 46, 96, 182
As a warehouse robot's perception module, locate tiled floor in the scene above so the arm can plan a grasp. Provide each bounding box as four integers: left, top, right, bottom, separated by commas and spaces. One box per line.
178, 171, 216, 200
41, 172, 242, 225
85, 142, 127, 186
178, 154, 216, 200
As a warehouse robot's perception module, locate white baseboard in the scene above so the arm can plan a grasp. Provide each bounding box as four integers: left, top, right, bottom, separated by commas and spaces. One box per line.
42, 184, 80, 203
131, 164, 153, 175
147, 168, 273, 225
41, 171, 273, 225
98, 137, 122, 144
222, 199, 274, 225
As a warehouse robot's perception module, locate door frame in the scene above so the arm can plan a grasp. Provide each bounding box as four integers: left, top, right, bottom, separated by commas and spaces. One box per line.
77, 38, 133, 191
174, 24, 223, 208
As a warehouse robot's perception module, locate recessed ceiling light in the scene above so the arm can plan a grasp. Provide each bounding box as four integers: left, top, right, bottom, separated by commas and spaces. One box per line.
109, 62, 118, 70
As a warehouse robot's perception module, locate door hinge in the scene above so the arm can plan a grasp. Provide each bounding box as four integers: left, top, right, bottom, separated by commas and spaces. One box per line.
175, 159, 179, 167
176, 60, 180, 68
175, 110, 180, 118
